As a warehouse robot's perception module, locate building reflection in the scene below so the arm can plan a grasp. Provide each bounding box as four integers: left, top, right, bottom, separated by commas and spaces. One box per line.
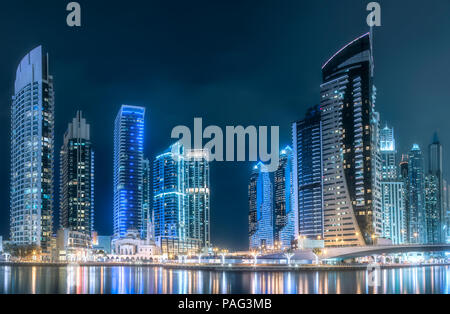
0, 265, 448, 294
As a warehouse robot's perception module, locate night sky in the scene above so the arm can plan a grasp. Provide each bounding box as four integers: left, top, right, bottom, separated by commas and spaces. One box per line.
1, 0, 449, 250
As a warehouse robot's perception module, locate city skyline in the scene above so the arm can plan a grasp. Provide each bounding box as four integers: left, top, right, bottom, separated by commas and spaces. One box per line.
1, 1, 450, 250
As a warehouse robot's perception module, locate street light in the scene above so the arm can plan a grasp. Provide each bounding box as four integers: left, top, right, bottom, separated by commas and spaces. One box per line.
284, 253, 294, 266
251, 251, 259, 266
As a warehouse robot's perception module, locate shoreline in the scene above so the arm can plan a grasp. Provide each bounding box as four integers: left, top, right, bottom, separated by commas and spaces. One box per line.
0, 261, 448, 272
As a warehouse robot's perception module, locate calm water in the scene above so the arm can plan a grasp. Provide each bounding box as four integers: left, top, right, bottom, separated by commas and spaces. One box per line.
0, 265, 448, 294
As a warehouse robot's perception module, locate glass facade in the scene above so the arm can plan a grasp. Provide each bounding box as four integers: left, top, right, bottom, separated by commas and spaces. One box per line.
408, 144, 426, 243
275, 147, 295, 248
152, 143, 209, 254
113, 105, 145, 239
185, 149, 211, 250
293, 105, 324, 241
427, 134, 445, 243
10, 46, 54, 252
60, 111, 94, 236
249, 163, 274, 250
320, 32, 381, 246
141, 158, 151, 239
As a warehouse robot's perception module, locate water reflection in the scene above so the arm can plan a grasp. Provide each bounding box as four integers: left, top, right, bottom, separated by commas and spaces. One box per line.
0, 265, 448, 294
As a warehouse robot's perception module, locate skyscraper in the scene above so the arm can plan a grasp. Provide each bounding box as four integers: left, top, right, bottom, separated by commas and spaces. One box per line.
113, 105, 145, 240
248, 168, 259, 245
399, 154, 410, 242
380, 125, 397, 180
60, 111, 94, 235
274, 147, 295, 248
380, 125, 406, 244
185, 149, 211, 250
292, 105, 323, 241
141, 158, 151, 239
408, 144, 426, 243
381, 181, 406, 244
320, 32, 381, 246
424, 173, 440, 243
153, 143, 208, 254
10, 46, 54, 253
427, 133, 445, 243
249, 163, 274, 250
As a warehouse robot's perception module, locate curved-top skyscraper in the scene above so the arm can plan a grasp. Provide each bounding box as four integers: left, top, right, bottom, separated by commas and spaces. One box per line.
10, 46, 55, 253
320, 32, 382, 246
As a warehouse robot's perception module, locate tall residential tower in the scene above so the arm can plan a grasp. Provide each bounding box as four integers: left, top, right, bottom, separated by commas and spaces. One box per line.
292, 105, 323, 241
10, 46, 55, 252
60, 111, 94, 235
113, 105, 145, 240
320, 33, 381, 246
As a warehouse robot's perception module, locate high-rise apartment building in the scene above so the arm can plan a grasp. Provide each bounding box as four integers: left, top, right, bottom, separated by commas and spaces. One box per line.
249, 163, 274, 250
380, 125, 397, 180
424, 173, 439, 243
381, 181, 406, 244
10, 46, 55, 252
274, 147, 295, 248
113, 105, 145, 240
427, 134, 445, 243
292, 105, 323, 241
408, 144, 426, 243
60, 111, 94, 236
320, 32, 381, 246
185, 149, 211, 250
141, 158, 151, 239
379, 125, 406, 244
153, 143, 210, 254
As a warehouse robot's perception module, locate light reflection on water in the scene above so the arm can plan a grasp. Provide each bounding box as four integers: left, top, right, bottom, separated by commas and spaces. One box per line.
0, 265, 448, 294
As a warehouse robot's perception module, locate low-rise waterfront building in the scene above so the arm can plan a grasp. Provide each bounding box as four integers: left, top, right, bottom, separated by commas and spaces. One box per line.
53, 229, 93, 262
110, 229, 160, 261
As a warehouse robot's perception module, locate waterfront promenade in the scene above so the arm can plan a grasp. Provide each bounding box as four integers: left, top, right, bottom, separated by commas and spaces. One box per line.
1, 261, 449, 272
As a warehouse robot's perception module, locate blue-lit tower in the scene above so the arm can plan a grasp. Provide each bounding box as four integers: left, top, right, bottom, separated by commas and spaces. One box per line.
113, 105, 145, 240
153, 143, 189, 254
10, 46, 54, 253
141, 158, 151, 239
276, 147, 295, 249
249, 163, 274, 250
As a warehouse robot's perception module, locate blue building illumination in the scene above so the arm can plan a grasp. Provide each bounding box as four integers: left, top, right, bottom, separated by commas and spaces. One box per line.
113, 105, 145, 240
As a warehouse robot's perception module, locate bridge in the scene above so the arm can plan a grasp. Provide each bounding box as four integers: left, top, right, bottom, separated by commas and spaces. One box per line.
318, 244, 450, 260
261, 244, 450, 262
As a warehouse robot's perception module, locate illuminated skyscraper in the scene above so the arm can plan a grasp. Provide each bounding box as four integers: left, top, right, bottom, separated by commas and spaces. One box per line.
408, 144, 426, 243
380, 125, 397, 180
60, 111, 94, 235
113, 105, 145, 240
379, 124, 406, 244
185, 149, 211, 250
292, 105, 323, 241
426, 133, 445, 243
248, 168, 259, 244
425, 173, 439, 243
320, 32, 382, 246
249, 163, 274, 250
141, 158, 151, 239
275, 147, 294, 248
10, 46, 54, 252
153, 143, 208, 254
